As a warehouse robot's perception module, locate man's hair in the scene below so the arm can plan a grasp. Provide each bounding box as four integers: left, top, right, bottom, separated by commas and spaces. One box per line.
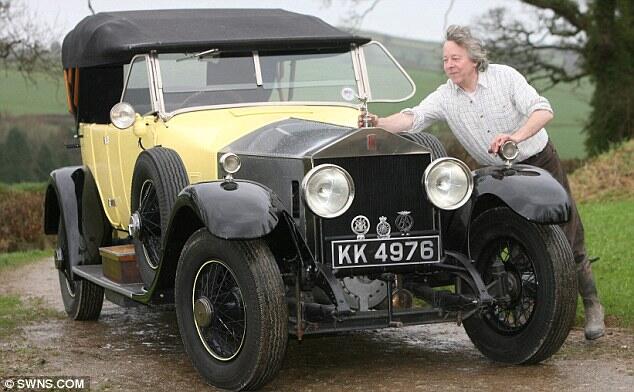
445, 25, 489, 72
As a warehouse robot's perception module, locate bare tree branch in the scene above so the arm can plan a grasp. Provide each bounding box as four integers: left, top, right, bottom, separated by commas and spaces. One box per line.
0, 0, 58, 80
522, 0, 589, 30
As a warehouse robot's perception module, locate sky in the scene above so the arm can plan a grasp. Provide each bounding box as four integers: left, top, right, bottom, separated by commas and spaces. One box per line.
26, 0, 527, 43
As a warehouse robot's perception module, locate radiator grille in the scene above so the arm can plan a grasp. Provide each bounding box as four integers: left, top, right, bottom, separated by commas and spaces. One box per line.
316, 154, 435, 242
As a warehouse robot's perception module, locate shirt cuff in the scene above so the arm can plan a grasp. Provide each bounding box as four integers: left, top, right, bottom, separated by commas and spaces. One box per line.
399, 108, 424, 133
527, 98, 553, 115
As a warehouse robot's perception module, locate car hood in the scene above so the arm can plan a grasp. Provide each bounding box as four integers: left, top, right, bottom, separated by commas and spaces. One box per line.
220, 118, 429, 159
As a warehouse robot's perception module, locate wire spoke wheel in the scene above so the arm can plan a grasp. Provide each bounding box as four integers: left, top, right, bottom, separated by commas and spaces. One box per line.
193, 260, 246, 361
480, 237, 537, 334
138, 180, 161, 269
463, 207, 577, 364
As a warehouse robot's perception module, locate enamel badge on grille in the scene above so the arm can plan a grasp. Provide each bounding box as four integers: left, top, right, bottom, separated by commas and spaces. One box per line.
395, 211, 414, 235
351, 215, 370, 240
376, 216, 391, 239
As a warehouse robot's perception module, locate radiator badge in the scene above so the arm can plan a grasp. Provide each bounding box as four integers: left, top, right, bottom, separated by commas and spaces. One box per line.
376, 216, 391, 239
395, 211, 414, 235
351, 215, 370, 240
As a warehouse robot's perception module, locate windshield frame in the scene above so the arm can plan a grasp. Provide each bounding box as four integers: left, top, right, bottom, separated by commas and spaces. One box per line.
149, 48, 366, 120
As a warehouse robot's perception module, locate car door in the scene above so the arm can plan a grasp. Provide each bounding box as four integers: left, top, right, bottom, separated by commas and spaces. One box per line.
108, 55, 156, 228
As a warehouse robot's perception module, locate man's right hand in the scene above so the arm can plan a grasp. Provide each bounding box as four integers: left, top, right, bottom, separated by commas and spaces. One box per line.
358, 112, 378, 128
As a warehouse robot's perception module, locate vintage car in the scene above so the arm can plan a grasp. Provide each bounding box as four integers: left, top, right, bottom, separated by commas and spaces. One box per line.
45, 9, 577, 391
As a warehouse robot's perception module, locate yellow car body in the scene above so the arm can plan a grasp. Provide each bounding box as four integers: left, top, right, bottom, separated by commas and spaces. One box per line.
80, 105, 358, 229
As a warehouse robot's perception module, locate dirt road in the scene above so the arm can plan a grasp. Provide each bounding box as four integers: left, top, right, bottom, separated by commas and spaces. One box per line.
1, 259, 633, 391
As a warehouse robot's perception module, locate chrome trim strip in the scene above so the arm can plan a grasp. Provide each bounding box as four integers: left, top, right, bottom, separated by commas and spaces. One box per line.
163, 101, 360, 120
356, 44, 372, 100
253, 51, 263, 86
351, 46, 366, 104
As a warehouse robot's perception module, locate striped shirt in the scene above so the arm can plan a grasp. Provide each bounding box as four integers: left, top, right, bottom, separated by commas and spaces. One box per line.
402, 64, 552, 165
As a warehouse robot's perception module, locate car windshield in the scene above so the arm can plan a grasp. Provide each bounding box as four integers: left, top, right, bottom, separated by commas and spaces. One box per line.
158, 51, 358, 112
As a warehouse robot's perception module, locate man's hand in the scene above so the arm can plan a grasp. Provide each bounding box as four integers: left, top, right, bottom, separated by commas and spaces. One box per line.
358, 112, 378, 128
488, 133, 518, 154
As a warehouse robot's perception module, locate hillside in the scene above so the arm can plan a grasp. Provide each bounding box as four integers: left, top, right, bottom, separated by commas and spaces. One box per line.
570, 139, 634, 203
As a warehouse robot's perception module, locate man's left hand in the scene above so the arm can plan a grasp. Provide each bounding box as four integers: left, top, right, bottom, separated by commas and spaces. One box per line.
489, 134, 518, 154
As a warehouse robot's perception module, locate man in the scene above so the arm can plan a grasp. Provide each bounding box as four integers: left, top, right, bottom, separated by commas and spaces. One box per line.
361, 25, 604, 340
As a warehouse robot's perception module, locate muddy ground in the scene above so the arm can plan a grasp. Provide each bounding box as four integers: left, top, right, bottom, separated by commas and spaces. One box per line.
1, 259, 633, 391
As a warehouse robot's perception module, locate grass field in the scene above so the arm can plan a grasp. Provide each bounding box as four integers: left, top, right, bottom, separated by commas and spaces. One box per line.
0, 70, 67, 115
577, 199, 634, 327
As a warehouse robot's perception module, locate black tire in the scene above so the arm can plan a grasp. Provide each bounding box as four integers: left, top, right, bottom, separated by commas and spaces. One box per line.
399, 132, 447, 160
175, 229, 288, 391
131, 147, 189, 288
57, 218, 104, 321
463, 207, 577, 364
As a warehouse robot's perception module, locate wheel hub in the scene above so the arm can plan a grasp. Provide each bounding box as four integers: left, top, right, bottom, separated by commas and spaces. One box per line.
194, 296, 214, 328
505, 270, 522, 302
129, 211, 142, 238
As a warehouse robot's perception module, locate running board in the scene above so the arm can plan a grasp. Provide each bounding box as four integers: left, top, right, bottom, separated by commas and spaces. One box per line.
73, 265, 146, 298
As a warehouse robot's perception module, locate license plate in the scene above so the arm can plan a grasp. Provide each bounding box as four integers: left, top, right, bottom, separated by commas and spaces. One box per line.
330, 235, 440, 269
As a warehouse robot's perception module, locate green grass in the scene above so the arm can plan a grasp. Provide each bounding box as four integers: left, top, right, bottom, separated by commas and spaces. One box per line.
577, 199, 634, 327
0, 249, 51, 270
0, 295, 61, 337
0, 181, 48, 193
0, 69, 67, 115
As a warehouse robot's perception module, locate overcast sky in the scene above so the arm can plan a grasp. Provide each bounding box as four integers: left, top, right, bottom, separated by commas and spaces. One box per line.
27, 0, 527, 43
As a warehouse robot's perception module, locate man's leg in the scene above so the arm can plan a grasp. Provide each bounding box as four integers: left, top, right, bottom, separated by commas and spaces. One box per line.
523, 141, 604, 340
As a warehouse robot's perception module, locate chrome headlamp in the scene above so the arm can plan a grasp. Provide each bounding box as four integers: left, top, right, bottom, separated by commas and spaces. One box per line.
302, 164, 355, 218
499, 140, 519, 163
424, 158, 473, 210
110, 102, 136, 129
219, 152, 241, 181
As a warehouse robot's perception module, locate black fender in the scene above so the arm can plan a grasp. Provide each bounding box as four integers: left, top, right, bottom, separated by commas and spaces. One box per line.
154, 179, 313, 295
472, 164, 571, 223
44, 166, 83, 276
176, 179, 286, 239
442, 164, 571, 255
44, 166, 111, 275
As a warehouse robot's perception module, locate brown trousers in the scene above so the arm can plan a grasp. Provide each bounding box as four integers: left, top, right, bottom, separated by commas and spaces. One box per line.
522, 140, 586, 264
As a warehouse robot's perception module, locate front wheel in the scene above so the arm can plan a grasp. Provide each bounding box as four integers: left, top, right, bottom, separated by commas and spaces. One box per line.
175, 229, 288, 391
463, 207, 577, 364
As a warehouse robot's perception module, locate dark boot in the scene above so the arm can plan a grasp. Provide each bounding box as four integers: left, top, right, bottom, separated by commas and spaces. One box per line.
577, 258, 605, 340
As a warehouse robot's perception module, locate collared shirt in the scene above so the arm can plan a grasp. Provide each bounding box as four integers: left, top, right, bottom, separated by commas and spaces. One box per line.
401, 64, 552, 165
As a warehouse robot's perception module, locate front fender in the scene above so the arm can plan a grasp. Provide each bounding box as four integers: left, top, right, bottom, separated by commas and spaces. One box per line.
472, 164, 571, 224
176, 179, 287, 239
442, 164, 571, 255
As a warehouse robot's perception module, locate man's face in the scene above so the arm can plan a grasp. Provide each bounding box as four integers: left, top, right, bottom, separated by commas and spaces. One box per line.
442, 41, 478, 86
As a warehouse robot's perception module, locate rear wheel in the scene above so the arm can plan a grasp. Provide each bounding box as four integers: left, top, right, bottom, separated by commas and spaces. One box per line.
463, 207, 577, 364
175, 229, 288, 391
56, 218, 104, 321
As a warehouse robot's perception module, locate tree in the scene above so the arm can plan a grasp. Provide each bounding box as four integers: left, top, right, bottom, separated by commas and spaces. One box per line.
477, 0, 634, 156
0, 0, 57, 77
0, 127, 34, 182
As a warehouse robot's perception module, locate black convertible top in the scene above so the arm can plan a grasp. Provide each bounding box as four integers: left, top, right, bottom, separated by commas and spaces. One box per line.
62, 9, 371, 68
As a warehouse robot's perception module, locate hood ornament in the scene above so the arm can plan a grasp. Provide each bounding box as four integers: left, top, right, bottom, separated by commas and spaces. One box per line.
395, 211, 414, 235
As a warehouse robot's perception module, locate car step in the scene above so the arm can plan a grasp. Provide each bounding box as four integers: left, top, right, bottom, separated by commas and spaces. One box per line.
73, 243, 145, 300
72, 264, 146, 298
